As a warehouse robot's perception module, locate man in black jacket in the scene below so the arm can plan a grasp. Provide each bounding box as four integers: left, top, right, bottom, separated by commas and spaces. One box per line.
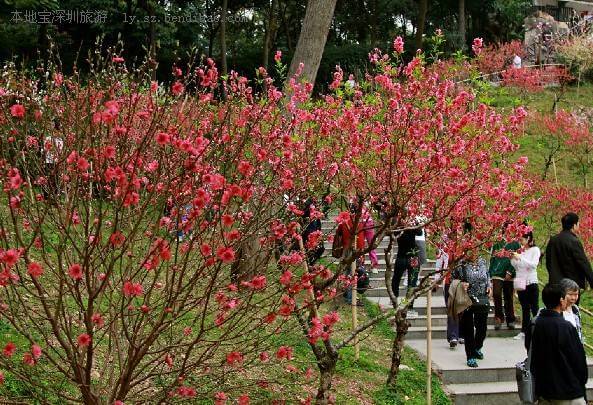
546, 213, 593, 293
526, 283, 588, 404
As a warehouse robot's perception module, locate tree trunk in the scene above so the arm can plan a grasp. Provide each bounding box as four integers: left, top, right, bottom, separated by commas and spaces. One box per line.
415, 0, 428, 51
287, 0, 338, 86
386, 310, 410, 386
148, 2, 157, 81
220, 0, 228, 77
458, 0, 466, 50
262, 0, 278, 69
370, 0, 378, 47
315, 354, 338, 405
280, 3, 294, 52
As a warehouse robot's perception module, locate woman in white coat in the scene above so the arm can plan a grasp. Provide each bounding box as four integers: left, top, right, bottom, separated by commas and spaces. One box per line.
511, 230, 541, 340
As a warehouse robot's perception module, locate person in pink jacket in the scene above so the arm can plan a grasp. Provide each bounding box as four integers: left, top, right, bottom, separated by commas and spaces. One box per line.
361, 207, 379, 272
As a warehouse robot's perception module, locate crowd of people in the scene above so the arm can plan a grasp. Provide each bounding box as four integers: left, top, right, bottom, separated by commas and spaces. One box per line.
331, 207, 593, 403
443, 212, 593, 403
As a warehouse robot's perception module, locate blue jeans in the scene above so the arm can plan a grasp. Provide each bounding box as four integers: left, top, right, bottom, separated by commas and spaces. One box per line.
344, 285, 353, 303
444, 283, 460, 342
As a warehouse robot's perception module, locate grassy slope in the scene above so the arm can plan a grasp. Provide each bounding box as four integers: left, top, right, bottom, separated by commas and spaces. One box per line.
482, 82, 593, 354
287, 298, 451, 404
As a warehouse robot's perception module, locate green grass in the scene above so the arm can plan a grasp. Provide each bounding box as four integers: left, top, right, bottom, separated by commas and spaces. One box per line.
364, 300, 452, 405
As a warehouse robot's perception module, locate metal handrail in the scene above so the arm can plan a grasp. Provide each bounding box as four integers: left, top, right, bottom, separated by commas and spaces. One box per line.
455, 63, 568, 85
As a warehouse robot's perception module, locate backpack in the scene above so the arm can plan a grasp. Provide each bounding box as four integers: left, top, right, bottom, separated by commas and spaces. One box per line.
332, 227, 344, 258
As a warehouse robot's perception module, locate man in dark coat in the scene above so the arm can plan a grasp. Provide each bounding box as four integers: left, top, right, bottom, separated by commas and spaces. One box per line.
546, 213, 593, 292
526, 283, 588, 404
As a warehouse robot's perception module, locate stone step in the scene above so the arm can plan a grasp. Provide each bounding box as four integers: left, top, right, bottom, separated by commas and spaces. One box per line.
407, 314, 497, 328
406, 338, 593, 385
366, 295, 448, 315
406, 325, 517, 340
364, 285, 442, 298
322, 242, 394, 250
368, 277, 443, 290
445, 379, 593, 405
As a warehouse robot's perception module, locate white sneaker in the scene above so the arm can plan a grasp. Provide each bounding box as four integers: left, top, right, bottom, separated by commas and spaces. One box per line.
407, 310, 419, 319
371, 267, 379, 274
513, 332, 525, 340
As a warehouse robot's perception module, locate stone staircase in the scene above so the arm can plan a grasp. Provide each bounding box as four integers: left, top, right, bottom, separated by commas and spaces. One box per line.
321, 219, 516, 340
322, 218, 593, 404
407, 338, 593, 405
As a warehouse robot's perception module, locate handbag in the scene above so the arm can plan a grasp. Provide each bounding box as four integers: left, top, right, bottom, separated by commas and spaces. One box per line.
514, 277, 527, 291
470, 295, 491, 313
516, 322, 536, 403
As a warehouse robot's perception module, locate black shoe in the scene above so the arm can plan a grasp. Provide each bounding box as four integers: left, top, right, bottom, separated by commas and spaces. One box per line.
507, 322, 516, 330
449, 339, 458, 349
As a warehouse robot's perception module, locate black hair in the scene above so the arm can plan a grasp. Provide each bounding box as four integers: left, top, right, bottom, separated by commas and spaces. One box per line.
463, 220, 473, 234
522, 231, 535, 247
561, 212, 579, 231
542, 283, 566, 310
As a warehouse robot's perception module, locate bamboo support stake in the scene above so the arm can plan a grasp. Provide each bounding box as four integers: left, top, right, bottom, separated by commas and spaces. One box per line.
427, 286, 432, 405
351, 260, 360, 360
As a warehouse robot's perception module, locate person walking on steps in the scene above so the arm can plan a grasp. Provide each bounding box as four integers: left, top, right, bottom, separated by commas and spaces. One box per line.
489, 228, 519, 331
437, 240, 464, 348
511, 230, 541, 340
392, 227, 423, 318
546, 213, 593, 302
456, 252, 491, 368
560, 278, 584, 343
526, 283, 588, 405
335, 203, 378, 306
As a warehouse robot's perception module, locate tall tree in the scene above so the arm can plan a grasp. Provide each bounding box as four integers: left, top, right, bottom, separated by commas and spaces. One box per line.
262, 0, 278, 69
220, 0, 228, 77
287, 0, 338, 86
458, 0, 466, 49
415, 0, 428, 50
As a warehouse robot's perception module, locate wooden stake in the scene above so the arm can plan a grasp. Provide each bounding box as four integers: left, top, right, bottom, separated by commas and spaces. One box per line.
351, 260, 360, 360
427, 286, 432, 405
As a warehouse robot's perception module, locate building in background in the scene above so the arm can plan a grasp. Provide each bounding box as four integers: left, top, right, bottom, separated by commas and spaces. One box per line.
533, 0, 593, 21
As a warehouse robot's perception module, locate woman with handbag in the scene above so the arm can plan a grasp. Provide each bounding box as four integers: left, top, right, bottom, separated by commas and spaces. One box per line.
457, 254, 491, 368
511, 230, 541, 340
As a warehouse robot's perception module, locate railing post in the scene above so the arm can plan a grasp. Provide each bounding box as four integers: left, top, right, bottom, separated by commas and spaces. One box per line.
427, 286, 432, 405
351, 260, 360, 360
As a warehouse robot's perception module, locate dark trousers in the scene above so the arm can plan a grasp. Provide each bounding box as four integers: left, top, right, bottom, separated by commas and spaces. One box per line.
492, 279, 516, 325
460, 306, 488, 360
391, 257, 419, 308
443, 283, 460, 342
517, 283, 539, 333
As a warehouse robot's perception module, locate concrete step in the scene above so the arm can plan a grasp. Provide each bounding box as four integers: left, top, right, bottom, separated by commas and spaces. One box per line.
406, 338, 593, 384
445, 379, 593, 405
365, 285, 442, 298
366, 295, 448, 315
407, 314, 496, 328
368, 276, 443, 290
406, 325, 517, 340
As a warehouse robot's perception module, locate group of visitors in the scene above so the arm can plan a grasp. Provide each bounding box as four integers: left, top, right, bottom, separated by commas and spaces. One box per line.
331, 204, 593, 402
441, 212, 592, 403
332, 202, 428, 308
